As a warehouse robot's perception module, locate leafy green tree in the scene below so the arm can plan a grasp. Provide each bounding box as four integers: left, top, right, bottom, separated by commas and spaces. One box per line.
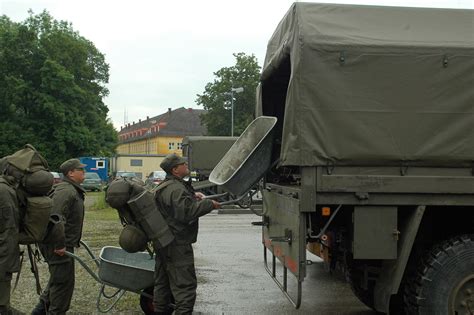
196, 52, 261, 136
0, 11, 117, 169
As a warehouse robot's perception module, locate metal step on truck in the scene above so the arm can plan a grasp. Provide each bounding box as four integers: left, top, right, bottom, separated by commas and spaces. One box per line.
210, 3, 474, 314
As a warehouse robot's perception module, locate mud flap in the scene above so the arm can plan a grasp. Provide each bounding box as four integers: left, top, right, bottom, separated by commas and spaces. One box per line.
262, 190, 306, 308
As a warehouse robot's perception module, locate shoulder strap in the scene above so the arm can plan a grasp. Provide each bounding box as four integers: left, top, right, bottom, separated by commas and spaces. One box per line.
27, 244, 42, 295
154, 180, 174, 193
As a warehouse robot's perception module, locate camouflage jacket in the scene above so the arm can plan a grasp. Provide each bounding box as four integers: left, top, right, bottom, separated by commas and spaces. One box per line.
50, 178, 86, 249
0, 176, 20, 279
155, 176, 214, 245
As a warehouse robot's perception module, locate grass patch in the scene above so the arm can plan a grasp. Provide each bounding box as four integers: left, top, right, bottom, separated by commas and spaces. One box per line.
88, 191, 110, 211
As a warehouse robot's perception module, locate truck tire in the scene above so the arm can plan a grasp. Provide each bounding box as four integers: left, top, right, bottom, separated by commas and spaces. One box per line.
346, 264, 377, 311
349, 277, 376, 310
404, 234, 474, 314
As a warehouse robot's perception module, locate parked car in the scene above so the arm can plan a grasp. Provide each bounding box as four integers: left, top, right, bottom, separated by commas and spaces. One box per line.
50, 172, 63, 185
113, 171, 145, 186
115, 171, 138, 179
81, 172, 102, 191
145, 171, 166, 187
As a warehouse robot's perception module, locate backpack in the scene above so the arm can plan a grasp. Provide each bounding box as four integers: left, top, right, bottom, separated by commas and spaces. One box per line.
106, 177, 174, 252
5, 144, 57, 244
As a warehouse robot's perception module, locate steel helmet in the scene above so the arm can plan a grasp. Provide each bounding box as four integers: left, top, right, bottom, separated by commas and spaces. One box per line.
119, 225, 148, 253
106, 178, 132, 209
22, 170, 54, 196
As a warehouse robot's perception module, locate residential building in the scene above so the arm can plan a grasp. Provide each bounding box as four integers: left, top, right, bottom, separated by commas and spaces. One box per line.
113, 107, 207, 178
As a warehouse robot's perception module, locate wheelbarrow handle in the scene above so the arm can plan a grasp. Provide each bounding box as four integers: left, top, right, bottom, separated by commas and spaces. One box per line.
79, 240, 100, 267
219, 193, 248, 206
218, 188, 260, 206
202, 192, 229, 200
65, 250, 102, 284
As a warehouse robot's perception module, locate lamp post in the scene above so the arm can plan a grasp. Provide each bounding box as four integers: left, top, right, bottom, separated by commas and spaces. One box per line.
229, 87, 244, 136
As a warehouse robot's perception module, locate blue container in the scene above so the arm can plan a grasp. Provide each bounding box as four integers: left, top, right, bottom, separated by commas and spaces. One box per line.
79, 157, 108, 182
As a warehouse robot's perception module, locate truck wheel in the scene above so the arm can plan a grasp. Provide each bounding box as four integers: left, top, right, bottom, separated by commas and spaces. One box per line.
404, 234, 474, 314
348, 275, 376, 310
139, 287, 175, 315
346, 264, 377, 311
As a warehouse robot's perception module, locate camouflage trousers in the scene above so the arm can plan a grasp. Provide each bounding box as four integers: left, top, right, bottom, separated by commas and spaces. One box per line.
154, 244, 197, 315
40, 250, 75, 315
0, 278, 11, 311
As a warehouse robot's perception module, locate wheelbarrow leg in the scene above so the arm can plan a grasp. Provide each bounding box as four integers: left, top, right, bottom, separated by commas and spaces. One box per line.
96, 284, 126, 313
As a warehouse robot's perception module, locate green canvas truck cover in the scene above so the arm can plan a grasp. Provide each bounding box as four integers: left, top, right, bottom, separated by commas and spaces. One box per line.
258, 3, 474, 167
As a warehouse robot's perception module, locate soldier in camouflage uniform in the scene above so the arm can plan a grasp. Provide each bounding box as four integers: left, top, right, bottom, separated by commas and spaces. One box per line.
0, 145, 52, 315
153, 154, 220, 315
0, 158, 20, 315
32, 159, 86, 315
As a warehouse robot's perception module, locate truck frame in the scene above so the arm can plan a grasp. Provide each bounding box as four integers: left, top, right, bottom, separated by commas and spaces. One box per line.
255, 3, 474, 314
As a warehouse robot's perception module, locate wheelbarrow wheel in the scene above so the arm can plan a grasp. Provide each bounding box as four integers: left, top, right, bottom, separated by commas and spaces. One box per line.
139, 287, 175, 315
140, 287, 156, 315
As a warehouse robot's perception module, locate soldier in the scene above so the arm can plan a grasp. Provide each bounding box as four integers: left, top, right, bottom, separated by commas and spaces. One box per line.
32, 159, 86, 315
153, 154, 220, 314
0, 145, 52, 315
0, 158, 21, 315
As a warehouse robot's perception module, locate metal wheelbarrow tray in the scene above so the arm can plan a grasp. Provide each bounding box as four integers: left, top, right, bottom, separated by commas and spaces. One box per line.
65, 241, 156, 313
209, 116, 277, 197
98, 246, 155, 292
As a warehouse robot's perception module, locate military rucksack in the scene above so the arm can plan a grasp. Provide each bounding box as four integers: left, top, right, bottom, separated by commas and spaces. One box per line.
4, 144, 57, 244
106, 177, 174, 253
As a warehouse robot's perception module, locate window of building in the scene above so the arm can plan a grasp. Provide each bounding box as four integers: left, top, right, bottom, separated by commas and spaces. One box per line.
168, 142, 175, 150
177, 143, 182, 150
130, 159, 143, 166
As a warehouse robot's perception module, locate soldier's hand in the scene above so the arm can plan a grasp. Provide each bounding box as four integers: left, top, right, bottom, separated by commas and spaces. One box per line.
54, 247, 66, 256
212, 200, 221, 209
195, 192, 205, 200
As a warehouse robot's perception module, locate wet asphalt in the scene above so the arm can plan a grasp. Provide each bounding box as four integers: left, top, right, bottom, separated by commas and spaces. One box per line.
193, 212, 375, 315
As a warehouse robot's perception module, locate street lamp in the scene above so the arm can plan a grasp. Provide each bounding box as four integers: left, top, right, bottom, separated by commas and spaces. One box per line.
229, 87, 244, 136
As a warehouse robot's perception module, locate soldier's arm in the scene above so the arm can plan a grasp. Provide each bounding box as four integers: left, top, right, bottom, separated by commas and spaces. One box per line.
169, 189, 215, 223
50, 187, 74, 249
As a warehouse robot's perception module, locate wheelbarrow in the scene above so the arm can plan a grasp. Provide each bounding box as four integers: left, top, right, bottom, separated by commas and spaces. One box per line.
65, 240, 160, 314
209, 116, 277, 197
205, 116, 277, 208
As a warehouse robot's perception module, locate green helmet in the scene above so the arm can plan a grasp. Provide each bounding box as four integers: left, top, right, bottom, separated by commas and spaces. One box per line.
106, 177, 146, 209
119, 225, 148, 253
106, 179, 132, 209
22, 169, 54, 196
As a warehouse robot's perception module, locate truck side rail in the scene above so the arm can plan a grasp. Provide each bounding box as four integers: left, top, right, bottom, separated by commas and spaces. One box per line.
263, 246, 302, 308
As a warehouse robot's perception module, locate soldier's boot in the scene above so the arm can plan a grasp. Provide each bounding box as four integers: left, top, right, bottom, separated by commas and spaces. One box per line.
0, 306, 23, 315
31, 300, 48, 315
0, 306, 9, 315
154, 306, 174, 315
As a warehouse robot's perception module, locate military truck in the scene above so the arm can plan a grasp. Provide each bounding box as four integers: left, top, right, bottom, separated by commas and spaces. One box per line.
182, 136, 237, 198
182, 136, 237, 181
212, 3, 474, 314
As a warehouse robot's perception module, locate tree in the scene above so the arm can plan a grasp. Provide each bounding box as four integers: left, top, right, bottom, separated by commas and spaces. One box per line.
0, 11, 117, 169
196, 53, 261, 136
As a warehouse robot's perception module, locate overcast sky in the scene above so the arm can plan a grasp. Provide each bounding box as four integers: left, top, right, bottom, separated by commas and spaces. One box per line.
1, 0, 473, 130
